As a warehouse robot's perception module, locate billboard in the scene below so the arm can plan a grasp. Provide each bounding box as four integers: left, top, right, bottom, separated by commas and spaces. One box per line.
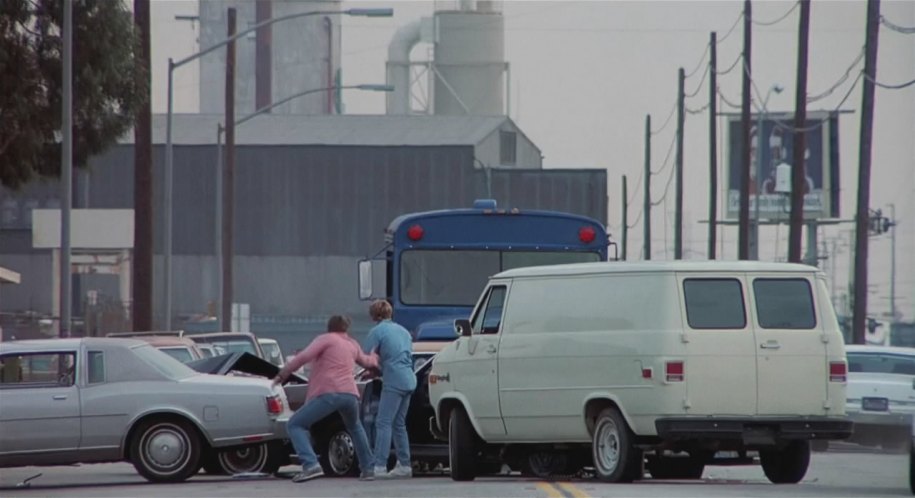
726, 111, 840, 220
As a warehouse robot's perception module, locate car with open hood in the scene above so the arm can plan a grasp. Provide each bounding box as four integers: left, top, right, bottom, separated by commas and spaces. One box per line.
0, 338, 291, 483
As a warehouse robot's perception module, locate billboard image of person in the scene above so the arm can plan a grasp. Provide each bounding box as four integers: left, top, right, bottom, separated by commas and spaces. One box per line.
726, 110, 840, 221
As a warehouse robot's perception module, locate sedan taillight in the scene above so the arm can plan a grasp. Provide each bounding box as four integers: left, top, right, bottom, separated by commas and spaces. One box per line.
266, 395, 283, 414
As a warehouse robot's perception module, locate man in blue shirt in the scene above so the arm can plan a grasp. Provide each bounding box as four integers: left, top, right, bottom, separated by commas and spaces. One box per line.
364, 300, 416, 479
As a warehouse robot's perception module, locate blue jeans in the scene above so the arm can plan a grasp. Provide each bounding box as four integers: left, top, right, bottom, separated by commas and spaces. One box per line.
287, 393, 374, 474
373, 387, 413, 468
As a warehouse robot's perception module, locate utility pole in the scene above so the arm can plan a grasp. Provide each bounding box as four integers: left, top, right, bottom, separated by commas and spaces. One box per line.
888, 203, 897, 323
708, 32, 718, 260
738, 0, 752, 260
133, 0, 153, 331
255, 0, 272, 110
622, 175, 628, 260
674, 67, 685, 260
222, 8, 237, 331
60, 0, 73, 338
788, 0, 811, 263
853, 0, 881, 345
644, 115, 652, 260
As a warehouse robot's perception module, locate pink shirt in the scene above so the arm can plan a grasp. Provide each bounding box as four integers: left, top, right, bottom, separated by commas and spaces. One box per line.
280, 333, 378, 402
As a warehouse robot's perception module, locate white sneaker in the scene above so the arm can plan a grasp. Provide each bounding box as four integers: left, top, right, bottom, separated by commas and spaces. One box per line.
374, 466, 389, 479
387, 464, 412, 479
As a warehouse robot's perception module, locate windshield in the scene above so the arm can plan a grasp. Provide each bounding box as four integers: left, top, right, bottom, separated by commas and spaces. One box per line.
400, 250, 601, 306
159, 347, 195, 364
260, 342, 284, 367
195, 339, 258, 356
132, 345, 196, 380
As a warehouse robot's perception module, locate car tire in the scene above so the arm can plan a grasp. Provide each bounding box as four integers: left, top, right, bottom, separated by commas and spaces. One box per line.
591, 407, 642, 482
202, 456, 224, 475
449, 406, 477, 482
759, 440, 810, 484
129, 418, 202, 483
216, 443, 270, 475
318, 426, 359, 477
522, 451, 569, 478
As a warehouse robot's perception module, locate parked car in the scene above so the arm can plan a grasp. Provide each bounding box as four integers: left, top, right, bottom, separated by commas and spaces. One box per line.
845, 345, 915, 451
107, 331, 205, 364
430, 261, 853, 483
258, 338, 286, 369
192, 343, 451, 477
185, 332, 265, 359
197, 343, 226, 358
0, 338, 291, 482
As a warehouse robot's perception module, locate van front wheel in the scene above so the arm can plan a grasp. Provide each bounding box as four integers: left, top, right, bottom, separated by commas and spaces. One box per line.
760, 440, 810, 484
448, 407, 477, 482
591, 408, 642, 482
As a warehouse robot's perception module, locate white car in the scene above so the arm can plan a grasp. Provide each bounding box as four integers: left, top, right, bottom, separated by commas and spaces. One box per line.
845, 345, 915, 450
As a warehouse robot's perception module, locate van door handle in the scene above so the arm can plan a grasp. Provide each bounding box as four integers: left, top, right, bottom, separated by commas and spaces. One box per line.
760, 341, 781, 350
486, 345, 497, 354
52, 395, 68, 400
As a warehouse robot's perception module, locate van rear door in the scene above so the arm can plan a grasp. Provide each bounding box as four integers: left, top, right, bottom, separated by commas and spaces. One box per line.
750, 274, 828, 415
678, 274, 757, 415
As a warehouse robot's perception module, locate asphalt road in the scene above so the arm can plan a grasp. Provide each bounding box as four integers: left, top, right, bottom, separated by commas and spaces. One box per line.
0, 451, 909, 497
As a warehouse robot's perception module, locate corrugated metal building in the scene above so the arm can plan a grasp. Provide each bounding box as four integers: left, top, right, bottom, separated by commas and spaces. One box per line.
1, 114, 607, 332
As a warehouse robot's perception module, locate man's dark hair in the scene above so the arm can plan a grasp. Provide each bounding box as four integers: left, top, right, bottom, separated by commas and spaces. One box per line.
327, 315, 352, 332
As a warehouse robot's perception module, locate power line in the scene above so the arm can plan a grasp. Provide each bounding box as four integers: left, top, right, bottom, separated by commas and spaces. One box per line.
717, 11, 745, 45
717, 87, 742, 109
685, 63, 709, 98
866, 73, 915, 90
687, 102, 710, 115
651, 161, 676, 207
752, 1, 800, 26
651, 103, 677, 135
808, 48, 865, 103
880, 15, 915, 34
627, 208, 643, 229
715, 52, 743, 76
685, 42, 711, 79
768, 72, 863, 134
627, 171, 643, 207
651, 134, 677, 176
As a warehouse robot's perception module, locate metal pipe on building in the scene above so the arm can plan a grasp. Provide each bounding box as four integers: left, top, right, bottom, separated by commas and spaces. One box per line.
386, 20, 422, 115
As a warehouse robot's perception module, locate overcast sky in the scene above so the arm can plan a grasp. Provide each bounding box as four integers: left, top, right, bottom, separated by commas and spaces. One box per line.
148, 0, 915, 322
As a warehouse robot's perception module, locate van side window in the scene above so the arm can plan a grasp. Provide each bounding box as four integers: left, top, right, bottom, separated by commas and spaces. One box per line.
472, 286, 507, 335
683, 279, 746, 329
753, 278, 816, 329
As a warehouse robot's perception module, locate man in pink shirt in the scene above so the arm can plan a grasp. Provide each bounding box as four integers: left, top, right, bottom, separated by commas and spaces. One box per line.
273, 315, 379, 482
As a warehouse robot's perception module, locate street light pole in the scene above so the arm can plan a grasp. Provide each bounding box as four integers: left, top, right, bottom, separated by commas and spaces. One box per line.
163, 7, 393, 331
750, 84, 782, 260
213, 83, 393, 330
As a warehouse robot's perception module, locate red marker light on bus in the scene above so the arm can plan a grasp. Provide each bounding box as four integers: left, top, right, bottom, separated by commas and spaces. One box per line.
578, 226, 596, 244
407, 224, 424, 241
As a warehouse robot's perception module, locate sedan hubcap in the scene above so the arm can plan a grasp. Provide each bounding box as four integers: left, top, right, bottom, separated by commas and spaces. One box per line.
146, 427, 187, 469
328, 432, 355, 474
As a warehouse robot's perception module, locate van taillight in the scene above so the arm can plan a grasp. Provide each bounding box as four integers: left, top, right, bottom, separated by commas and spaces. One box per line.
666, 361, 684, 382
266, 395, 283, 414
829, 361, 847, 383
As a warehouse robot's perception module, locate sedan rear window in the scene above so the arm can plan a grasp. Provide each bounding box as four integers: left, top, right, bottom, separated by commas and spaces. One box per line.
753, 278, 816, 329
847, 353, 915, 375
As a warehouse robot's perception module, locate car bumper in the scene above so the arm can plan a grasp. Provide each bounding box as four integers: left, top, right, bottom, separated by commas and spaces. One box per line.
655, 416, 854, 445
846, 410, 912, 428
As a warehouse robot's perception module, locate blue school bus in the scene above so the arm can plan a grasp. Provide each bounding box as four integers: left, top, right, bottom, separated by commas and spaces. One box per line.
358, 199, 611, 340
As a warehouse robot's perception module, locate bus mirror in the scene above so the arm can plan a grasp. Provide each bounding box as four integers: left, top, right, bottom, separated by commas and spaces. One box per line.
455, 319, 472, 337
358, 260, 374, 300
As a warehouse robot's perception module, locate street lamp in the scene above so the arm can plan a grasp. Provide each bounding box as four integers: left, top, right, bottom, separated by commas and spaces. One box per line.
163, 7, 393, 330
750, 83, 783, 260
213, 83, 394, 330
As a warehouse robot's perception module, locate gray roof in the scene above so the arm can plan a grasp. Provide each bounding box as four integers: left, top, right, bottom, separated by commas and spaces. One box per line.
0, 337, 145, 351
131, 114, 513, 147
496, 260, 820, 279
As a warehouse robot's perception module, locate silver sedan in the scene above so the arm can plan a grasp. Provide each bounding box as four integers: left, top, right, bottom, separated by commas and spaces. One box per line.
0, 337, 291, 482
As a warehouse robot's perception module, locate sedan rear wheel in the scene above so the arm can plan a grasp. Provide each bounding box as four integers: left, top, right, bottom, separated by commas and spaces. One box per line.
130, 418, 201, 483
217, 443, 269, 475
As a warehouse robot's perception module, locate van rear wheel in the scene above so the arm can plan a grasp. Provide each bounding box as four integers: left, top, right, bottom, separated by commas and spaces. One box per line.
760, 441, 810, 484
591, 408, 642, 482
448, 407, 477, 482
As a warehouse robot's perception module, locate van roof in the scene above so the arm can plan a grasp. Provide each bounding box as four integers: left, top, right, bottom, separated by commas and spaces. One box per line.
495, 260, 819, 279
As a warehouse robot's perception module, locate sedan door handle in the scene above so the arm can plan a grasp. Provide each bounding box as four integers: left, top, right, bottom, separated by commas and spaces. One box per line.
486, 345, 497, 354
760, 341, 781, 350
52, 395, 68, 400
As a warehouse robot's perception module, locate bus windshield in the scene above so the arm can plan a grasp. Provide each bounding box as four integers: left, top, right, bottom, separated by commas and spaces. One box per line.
400, 250, 601, 306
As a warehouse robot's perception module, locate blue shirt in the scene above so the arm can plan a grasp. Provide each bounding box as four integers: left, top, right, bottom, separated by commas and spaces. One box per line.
364, 320, 416, 393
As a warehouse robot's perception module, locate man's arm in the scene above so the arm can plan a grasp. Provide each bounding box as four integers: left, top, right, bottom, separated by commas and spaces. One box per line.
274, 335, 328, 384
363, 327, 381, 354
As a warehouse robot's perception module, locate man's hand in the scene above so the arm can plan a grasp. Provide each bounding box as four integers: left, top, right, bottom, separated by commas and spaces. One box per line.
271, 375, 284, 388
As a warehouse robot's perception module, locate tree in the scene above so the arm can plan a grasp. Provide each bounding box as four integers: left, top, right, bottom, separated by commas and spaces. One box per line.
0, 0, 146, 189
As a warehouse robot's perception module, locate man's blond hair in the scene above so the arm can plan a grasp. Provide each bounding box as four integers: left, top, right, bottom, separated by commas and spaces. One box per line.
369, 300, 393, 321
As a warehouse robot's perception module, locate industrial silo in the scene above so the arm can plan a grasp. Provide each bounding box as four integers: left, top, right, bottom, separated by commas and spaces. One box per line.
433, 1, 506, 116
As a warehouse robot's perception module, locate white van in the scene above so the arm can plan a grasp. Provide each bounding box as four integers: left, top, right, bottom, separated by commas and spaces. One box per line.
429, 261, 852, 483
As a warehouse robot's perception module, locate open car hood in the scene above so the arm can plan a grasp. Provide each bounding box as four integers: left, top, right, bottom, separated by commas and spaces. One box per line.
188, 352, 307, 384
